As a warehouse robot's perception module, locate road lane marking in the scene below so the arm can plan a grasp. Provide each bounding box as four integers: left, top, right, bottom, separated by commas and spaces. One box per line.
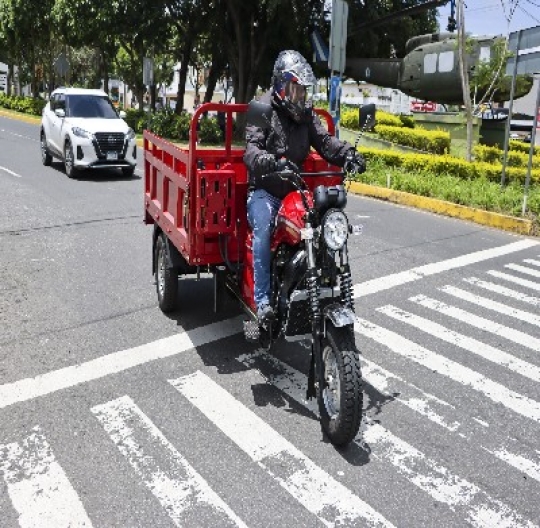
411, 295, 540, 352
463, 277, 540, 307
524, 259, 540, 267
505, 263, 540, 279
92, 396, 247, 527
353, 239, 539, 298
0, 428, 93, 528
441, 285, 540, 326
170, 371, 396, 528
355, 317, 540, 423
237, 352, 536, 528
486, 270, 540, 291
0, 239, 538, 410
378, 305, 540, 382
0, 317, 242, 409
0, 165, 22, 178
360, 356, 540, 482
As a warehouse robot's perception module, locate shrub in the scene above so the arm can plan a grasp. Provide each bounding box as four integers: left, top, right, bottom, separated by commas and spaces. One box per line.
198, 117, 222, 144
359, 146, 540, 184
0, 94, 45, 116
375, 125, 450, 154
399, 115, 415, 128
474, 143, 540, 169
510, 139, 540, 156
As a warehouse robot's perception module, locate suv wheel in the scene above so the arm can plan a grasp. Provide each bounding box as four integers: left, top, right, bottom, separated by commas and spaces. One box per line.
64, 139, 78, 179
41, 131, 52, 166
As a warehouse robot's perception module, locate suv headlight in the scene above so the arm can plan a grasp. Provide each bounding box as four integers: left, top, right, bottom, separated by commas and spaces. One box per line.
126, 128, 136, 140
322, 209, 348, 251
71, 127, 92, 139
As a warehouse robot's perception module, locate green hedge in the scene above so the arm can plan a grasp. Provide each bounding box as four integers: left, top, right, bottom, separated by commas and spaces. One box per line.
474, 144, 540, 169
374, 125, 451, 154
360, 147, 540, 184
510, 139, 540, 156
0, 93, 46, 115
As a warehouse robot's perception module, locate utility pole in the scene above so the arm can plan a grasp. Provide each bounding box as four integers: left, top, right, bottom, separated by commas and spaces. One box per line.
456, 0, 473, 162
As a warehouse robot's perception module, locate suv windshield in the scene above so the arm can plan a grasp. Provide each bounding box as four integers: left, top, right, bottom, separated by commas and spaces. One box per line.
66, 95, 118, 119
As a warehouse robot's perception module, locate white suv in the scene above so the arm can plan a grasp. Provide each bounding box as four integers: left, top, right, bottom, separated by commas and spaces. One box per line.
40, 87, 137, 178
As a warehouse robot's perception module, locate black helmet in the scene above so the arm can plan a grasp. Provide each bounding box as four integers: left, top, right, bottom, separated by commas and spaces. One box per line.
272, 50, 316, 122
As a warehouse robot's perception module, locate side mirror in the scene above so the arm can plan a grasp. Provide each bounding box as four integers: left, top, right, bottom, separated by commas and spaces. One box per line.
359, 104, 376, 131
119, 110, 127, 119
55, 108, 65, 118
246, 99, 273, 130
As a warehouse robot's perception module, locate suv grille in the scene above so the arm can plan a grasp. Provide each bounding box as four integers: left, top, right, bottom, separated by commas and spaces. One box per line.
95, 132, 125, 153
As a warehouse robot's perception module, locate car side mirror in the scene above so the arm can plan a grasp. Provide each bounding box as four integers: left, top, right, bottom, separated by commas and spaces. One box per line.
55, 108, 65, 118
119, 110, 127, 119
359, 104, 376, 131
246, 99, 273, 131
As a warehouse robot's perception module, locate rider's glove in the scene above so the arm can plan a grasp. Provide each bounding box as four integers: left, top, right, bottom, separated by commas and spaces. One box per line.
256, 153, 277, 175
344, 150, 366, 174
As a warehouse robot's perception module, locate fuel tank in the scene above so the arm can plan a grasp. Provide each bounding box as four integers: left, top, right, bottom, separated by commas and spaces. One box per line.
272, 191, 314, 249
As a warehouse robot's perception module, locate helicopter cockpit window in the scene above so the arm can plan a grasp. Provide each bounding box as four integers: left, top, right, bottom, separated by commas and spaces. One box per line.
480, 46, 491, 63
424, 53, 437, 74
438, 51, 454, 73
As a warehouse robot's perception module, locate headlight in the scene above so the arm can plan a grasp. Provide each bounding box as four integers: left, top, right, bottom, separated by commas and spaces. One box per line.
126, 128, 136, 140
322, 210, 348, 251
71, 127, 92, 139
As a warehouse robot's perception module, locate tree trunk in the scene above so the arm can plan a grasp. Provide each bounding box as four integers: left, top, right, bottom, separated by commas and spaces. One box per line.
175, 39, 192, 114
457, 0, 473, 162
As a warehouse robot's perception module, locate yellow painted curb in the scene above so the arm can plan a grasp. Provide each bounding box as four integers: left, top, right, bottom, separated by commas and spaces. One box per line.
348, 182, 534, 236
0, 109, 40, 124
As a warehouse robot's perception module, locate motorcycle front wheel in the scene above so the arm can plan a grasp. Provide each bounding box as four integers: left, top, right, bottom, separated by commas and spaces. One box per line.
318, 322, 363, 447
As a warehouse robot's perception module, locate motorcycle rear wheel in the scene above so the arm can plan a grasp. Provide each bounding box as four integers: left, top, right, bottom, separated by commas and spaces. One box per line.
318, 323, 363, 447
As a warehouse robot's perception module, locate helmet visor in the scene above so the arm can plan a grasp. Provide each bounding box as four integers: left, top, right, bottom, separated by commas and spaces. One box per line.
285, 81, 306, 105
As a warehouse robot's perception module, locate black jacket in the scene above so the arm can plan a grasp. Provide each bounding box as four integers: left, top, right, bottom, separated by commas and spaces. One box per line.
244, 90, 353, 198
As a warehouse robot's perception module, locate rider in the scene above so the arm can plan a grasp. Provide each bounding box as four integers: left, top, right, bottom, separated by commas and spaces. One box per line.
244, 50, 366, 324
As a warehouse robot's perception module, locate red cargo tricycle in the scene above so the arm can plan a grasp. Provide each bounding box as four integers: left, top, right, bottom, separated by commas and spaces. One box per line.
144, 102, 373, 446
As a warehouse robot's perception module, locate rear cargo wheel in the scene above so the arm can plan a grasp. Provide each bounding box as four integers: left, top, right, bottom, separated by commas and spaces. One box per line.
40, 131, 52, 166
155, 233, 179, 313
64, 139, 78, 179
318, 323, 363, 447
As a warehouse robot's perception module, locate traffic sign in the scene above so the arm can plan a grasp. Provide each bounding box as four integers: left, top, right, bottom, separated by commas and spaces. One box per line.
143, 57, 154, 86
54, 53, 69, 77
329, 0, 348, 75
506, 25, 540, 75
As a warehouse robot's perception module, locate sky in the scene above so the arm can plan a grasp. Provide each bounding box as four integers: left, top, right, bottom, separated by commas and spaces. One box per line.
437, 0, 540, 37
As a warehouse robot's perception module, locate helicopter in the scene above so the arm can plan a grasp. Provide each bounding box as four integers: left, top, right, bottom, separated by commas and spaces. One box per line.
344, 32, 533, 105
312, 0, 533, 106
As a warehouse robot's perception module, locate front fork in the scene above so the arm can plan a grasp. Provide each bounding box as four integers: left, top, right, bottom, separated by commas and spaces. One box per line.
305, 222, 324, 399
306, 231, 353, 400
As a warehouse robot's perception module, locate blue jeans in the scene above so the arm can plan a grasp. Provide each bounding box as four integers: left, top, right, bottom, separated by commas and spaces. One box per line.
247, 189, 282, 310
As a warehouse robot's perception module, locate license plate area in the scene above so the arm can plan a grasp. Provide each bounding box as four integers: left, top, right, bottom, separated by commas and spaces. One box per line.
106, 151, 118, 161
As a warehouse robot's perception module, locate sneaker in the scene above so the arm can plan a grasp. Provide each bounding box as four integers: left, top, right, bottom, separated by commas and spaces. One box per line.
257, 304, 275, 324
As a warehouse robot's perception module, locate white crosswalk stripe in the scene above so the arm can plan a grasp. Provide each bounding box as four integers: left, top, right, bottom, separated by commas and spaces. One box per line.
92, 396, 247, 528
463, 277, 540, 306
410, 295, 540, 352
1, 247, 540, 527
360, 357, 540, 483
170, 370, 396, 528
354, 317, 540, 422
487, 269, 540, 291
0, 428, 93, 528
236, 351, 537, 528
523, 259, 540, 267
440, 285, 540, 327
505, 263, 540, 279
377, 305, 540, 382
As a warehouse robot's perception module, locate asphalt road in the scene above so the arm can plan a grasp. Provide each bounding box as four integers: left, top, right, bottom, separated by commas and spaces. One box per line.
1, 114, 539, 527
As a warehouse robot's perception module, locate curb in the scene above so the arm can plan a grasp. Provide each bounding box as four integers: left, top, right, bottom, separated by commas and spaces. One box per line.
0, 109, 40, 124
347, 182, 534, 236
